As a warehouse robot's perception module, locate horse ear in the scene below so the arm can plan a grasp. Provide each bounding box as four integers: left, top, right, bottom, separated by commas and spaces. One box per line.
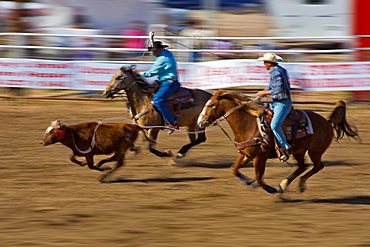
218, 91, 234, 101
120, 66, 127, 72
129, 65, 137, 70
214, 90, 225, 100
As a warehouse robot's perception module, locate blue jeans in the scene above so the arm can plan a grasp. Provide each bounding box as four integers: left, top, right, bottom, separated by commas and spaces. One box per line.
270, 99, 292, 150
152, 80, 180, 124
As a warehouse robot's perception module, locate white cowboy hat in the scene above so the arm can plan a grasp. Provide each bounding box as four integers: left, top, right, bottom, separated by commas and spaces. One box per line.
257, 53, 284, 63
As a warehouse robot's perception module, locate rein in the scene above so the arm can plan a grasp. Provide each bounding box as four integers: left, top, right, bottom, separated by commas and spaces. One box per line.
212, 104, 262, 151
211, 105, 243, 126
71, 121, 102, 155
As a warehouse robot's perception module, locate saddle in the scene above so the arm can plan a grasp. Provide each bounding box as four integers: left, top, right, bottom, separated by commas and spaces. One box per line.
165, 87, 195, 115
145, 82, 195, 118
259, 107, 313, 157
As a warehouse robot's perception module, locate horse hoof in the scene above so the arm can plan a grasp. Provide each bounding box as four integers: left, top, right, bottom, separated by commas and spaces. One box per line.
298, 180, 306, 193
249, 181, 259, 189
176, 153, 185, 159
277, 179, 289, 193
101, 166, 112, 171
238, 177, 256, 187
98, 175, 108, 183
298, 184, 306, 193
263, 185, 278, 194
165, 149, 174, 157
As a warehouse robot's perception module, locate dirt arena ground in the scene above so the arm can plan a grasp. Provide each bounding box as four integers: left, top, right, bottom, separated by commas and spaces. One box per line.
1, 97, 369, 247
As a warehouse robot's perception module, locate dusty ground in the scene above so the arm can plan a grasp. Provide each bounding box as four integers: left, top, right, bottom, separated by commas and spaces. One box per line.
0, 97, 369, 247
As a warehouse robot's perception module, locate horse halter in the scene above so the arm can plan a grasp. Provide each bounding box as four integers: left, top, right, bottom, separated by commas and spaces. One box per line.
117, 71, 136, 91
113, 69, 151, 96
205, 98, 243, 126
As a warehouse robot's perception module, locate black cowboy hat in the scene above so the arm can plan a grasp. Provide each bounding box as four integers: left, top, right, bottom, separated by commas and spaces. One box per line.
147, 41, 169, 51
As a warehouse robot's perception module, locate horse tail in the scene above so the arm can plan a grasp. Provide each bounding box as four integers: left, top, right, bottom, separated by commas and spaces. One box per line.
328, 100, 359, 140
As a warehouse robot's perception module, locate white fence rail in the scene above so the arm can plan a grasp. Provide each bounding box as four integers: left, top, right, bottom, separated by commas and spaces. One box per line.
1, 33, 369, 93
0, 32, 354, 40
1, 32, 369, 55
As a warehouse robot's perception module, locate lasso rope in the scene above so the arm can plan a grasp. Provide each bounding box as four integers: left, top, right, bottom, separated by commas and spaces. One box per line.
102, 117, 207, 134
71, 121, 102, 155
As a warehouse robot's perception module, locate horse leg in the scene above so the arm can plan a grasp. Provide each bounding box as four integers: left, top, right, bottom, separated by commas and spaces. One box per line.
148, 128, 173, 157
277, 150, 307, 193
299, 151, 324, 193
231, 153, 256, 187
176, 126, 206, 159
252, 155, 278, 194
96, 154, 117, 170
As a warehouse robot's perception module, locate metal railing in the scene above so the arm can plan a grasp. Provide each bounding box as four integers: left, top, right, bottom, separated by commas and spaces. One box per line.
0, 32, 368, 62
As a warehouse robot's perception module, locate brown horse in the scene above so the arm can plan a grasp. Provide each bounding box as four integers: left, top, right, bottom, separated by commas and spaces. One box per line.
197, 90, 359, 194
104, 66, 212, 158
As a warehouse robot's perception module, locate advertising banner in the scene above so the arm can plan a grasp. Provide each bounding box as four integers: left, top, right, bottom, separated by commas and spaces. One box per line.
1, 58, 370, 91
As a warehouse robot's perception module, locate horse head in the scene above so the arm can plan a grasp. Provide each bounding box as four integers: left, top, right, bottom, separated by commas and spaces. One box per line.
197, 90, 237, 128
104, 66, 145, 98
197, 90, 262, 128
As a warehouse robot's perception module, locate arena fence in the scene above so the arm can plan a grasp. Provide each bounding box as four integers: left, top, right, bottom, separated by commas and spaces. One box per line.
0, 33, 369, 95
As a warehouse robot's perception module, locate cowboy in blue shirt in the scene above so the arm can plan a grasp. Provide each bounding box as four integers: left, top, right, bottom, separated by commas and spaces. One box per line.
140, 41, 181, 133
256, 53, 292, 161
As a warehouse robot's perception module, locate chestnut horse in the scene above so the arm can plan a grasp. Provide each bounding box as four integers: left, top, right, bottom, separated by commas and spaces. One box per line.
197, 90, 359, 194
104, 66, 212, 158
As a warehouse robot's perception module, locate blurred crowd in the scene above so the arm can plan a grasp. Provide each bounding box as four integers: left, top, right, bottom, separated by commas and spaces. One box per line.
0, 1, 269, 62
0, 1, 348, 63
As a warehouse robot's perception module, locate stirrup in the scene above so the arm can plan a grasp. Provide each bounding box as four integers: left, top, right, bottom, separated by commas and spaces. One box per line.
279, 149, 290, 162
166, 123, 178, 135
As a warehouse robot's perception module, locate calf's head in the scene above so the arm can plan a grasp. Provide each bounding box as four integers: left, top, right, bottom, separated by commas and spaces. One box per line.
41, 120, 66, 146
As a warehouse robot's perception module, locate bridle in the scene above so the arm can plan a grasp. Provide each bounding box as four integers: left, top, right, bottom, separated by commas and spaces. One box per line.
202, 97, 243, 126
108, 71, 136, 97
211, 104, 243, 126
110, 69, 153, 97
204, 97, 262, 153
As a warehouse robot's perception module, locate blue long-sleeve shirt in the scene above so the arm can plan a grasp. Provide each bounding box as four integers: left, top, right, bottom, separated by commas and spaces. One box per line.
267, 65, 291, 101
140, 49, 178, 82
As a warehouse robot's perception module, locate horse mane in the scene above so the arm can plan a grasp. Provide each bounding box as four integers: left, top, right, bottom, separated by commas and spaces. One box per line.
120, 66, 148, 87
214, 90, 264, 117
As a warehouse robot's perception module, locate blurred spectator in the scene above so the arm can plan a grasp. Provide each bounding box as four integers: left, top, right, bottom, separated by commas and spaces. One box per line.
121, 21, 147, 57
25, 33, 45, 59
0, 8, 9, 33
210, 39, 234, 50
179, 19, 215, 62
73, 36, 96, 60
73, 6, 91, 29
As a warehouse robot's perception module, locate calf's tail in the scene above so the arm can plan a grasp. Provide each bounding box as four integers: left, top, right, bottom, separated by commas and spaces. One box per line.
126, 124, 156, 145
139, 128, 156, 145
